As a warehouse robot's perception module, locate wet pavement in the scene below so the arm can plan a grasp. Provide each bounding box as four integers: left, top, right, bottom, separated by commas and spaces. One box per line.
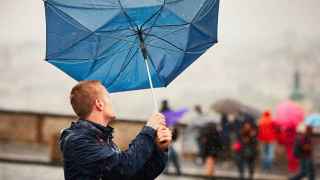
0, 142, 288, 180
0, 163, 200, 180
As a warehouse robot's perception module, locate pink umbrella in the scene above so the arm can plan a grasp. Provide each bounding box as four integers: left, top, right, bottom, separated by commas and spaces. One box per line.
275, 101, 305, 128
274, 101, 305, 172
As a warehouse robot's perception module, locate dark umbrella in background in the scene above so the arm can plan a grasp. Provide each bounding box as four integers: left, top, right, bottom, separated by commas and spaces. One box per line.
211, 98, 261, 119
44, 0, 220, 111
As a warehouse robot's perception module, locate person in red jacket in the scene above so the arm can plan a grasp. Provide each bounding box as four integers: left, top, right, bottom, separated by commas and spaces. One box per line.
258, 111, 276, 171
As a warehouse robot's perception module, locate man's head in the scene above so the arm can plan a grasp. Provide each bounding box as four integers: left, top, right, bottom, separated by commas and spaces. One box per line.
70, 80, 116, 125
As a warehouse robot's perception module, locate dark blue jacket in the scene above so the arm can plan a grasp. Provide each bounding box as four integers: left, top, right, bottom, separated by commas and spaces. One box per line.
60, 120, 168, 180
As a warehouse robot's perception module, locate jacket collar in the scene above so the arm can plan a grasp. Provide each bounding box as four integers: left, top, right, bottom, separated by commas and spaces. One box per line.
77, 119, 114, 136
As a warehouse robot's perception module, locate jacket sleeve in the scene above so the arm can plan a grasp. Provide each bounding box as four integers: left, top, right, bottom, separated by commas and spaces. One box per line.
132, 147, 168, 180
65, 126, 156, 177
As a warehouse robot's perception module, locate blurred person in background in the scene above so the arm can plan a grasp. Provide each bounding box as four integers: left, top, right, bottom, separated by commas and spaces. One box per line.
233, 121, 258, 180
284, 125, 300, 172
199, 122, 223, 176
258, 110, 276, 171
195, 105, 206, 163
220, 113, 232, 158
60, 81, 172, 180
164, 126, 181, 175
160, 100, 182, 175
160, 100, 170, 113
194, 105, 206, 163
291, 126, 315, 180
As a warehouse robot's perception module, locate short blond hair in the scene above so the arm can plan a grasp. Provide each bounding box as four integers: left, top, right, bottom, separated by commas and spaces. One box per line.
70, 80, 103, 119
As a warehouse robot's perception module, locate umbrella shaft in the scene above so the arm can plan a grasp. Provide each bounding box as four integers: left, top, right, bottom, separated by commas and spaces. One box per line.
144, 56, 159, 112
138, 30, 158, 112
138, 30, 148, 59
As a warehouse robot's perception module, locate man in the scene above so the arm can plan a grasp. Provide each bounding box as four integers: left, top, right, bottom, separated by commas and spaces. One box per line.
60, 80, 172, 180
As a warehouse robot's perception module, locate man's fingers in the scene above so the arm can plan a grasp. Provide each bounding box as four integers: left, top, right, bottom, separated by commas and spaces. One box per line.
158, 134, 170, 139
158, 132, 171, 138
155, 113, 166, 126
158, 127, 167, 131
158, 126, 170, 131
157, 129, 171, 136
158, 134, 172, 141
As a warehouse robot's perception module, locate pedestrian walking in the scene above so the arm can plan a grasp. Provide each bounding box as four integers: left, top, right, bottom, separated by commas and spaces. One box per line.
220, 113, 232, 158
160, 100, 182, 175
234, 121, 258, 180
291, 126, 315, 180
199, 122, 223, 176
258, 111, 276, 171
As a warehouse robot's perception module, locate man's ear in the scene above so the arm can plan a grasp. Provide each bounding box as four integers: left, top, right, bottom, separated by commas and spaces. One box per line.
95, 99, 104, 111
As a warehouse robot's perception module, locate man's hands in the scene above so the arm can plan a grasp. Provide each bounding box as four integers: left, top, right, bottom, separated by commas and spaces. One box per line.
146, 113, 166, 130
146, 113, 172, 151
156, 126, 172, 152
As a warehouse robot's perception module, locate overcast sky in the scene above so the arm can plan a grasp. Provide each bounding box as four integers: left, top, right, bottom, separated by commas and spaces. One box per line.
0, 0, 319, 119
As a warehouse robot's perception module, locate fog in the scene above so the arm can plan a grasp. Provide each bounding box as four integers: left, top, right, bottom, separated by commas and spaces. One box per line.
0, 0, 319, 119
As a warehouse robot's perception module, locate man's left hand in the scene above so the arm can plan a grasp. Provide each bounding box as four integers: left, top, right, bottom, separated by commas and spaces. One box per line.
156, 126, 172, 152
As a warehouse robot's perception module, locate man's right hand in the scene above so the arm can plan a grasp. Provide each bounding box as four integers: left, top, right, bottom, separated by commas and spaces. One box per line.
146, 113, 166, 130
156, 126, 172, 151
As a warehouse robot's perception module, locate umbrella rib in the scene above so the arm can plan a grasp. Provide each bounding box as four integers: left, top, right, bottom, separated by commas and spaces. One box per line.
145, 25, 186, 43
143, 23, 190, 32
98, 27, 135, 33
46, 2, 92, 33
145, 36, 215, 54
48, 59, 93, 64
142, 3, 168, 44
185, 40, 217, 51
96, 33, 137, 59
118, 0, 139, 32
45, 0, 119, 10
47, 32, 136, 61
104, 45, 139, 87
86, 42, 126, 77
46, 58, 92, 61
46, 12, 134, 59
97, 44, 134, 61
48, 35, 136, 67
144, 33, 185, 52
97, 33, 138, 45
140, 0, 166, 29
46, 2, 136, 58
47, 43, 132, 64
191, 0, 218, 24
189, 0, 219, 39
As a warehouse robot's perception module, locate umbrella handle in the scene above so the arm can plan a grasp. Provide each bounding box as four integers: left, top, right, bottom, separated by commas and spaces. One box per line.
144, 57, 159, 113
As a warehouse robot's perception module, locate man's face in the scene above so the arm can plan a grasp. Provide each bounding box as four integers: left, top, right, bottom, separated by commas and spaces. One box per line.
98, 85, 116, 122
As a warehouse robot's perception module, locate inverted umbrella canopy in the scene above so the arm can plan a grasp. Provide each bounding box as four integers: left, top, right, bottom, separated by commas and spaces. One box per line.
274, 101, 305, 128
44, 0, 220, 94
305, 114, 320, 127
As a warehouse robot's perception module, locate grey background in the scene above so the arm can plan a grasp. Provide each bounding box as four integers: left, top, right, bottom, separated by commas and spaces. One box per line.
0, 0, 319, 119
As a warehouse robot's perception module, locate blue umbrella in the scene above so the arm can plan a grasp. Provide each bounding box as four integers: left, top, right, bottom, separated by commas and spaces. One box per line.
44, 0, 220, 109
305, 114, 320, 127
